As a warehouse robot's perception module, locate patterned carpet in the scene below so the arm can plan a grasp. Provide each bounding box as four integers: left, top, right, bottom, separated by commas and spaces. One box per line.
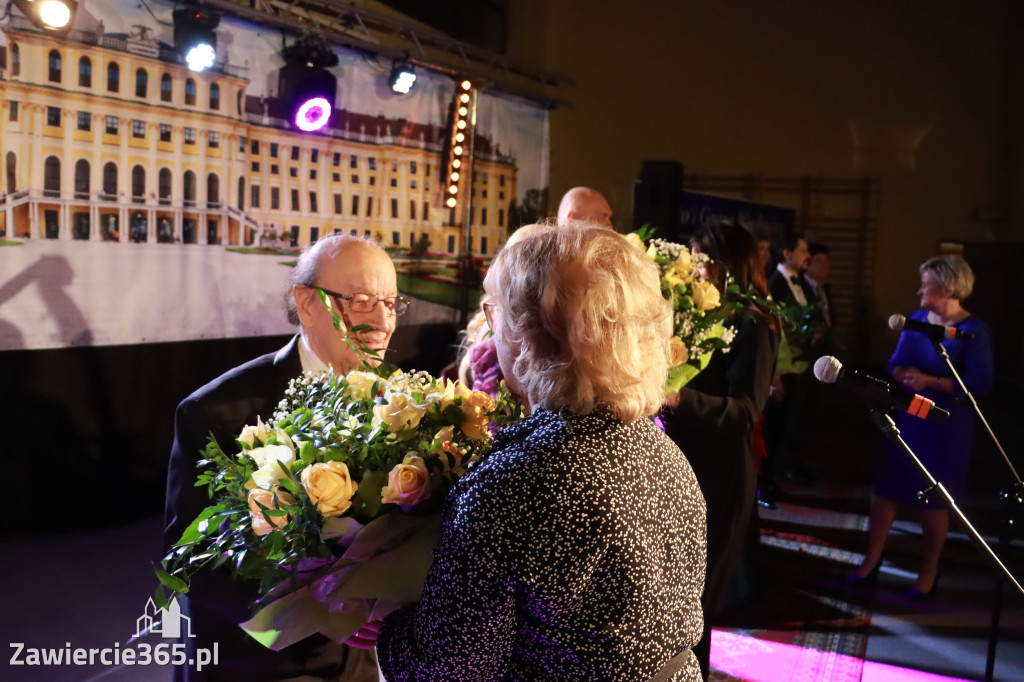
709, 483, 873, 682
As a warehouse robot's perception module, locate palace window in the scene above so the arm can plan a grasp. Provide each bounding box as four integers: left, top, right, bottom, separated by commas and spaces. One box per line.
135, 68, 148, 98
161, 74, 172, 102
185, 78, 196, 106
184, 127, 196, 145
208, 131, 220, 148
107, 62, 119, 92
160, 124, 171, 142
106, 116, 118, 135
79, 57, 92, 87
103, 162, 118, 199
48, 50, 61, 83
77, 112, 91, 131
46, 107, 60, 126
209, 83, 220, 110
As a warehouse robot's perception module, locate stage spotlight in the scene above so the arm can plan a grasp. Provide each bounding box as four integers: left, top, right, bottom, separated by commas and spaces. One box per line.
13, 0, 77, 32
277, 38, 339, 133
389, 63, 416, 94
173, 6, 220, 72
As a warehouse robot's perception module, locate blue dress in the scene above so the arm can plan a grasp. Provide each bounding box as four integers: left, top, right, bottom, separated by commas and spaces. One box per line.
875, 310, 994, 506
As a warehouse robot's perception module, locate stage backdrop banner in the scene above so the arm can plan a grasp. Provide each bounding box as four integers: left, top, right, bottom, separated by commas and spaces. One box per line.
0, 0, 550, 351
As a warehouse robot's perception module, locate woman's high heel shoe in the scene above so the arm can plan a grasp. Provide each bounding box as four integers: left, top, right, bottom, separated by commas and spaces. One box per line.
906, 573, 940, 600
847, 561, 881, 587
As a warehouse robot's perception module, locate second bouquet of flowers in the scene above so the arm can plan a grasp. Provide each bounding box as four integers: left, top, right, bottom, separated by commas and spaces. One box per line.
625, 228, 738, 392
156, 365, 520, 650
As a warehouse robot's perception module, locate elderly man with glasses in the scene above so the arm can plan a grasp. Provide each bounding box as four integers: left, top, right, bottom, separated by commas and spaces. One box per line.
163, 235, 404, 682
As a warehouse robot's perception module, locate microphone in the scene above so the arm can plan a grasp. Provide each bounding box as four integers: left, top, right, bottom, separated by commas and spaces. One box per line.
889, 314, 974, 341
813, 355, 950, 422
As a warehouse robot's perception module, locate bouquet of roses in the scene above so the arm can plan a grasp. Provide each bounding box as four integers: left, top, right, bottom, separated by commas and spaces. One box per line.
156, 294, 522, 650
625, 228, 739, 392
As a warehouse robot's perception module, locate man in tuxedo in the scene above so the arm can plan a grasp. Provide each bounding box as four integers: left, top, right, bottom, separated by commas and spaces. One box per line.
164, 235, 402, 682
767, 231, 814, 306
765, 231, 819, 487
556, 186, 613, 228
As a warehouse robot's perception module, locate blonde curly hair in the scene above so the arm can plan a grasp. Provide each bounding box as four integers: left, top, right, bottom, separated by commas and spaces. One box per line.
484, 222, 672, 422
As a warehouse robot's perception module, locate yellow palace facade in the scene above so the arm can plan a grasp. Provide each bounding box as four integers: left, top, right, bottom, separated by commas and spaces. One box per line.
0, 18, 516, 256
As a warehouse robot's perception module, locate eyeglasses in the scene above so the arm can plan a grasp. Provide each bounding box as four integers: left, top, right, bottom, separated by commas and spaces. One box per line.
482, 301, 500, 331
317, 287, 410, 316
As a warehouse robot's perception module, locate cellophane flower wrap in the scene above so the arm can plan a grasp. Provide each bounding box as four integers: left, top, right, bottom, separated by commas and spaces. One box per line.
156, 290, 523, 650
625, 228, 739, 392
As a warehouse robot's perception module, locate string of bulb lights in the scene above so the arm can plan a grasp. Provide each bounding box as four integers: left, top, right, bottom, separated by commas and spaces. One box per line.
445, 79, 475, 211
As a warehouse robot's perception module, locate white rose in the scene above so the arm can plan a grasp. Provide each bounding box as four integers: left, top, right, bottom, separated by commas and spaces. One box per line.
373, 392, 427, 432
243, 444, 295, 489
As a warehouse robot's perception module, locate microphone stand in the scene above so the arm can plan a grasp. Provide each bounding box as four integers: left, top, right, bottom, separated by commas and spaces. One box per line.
869, 409, 1024, 682
928, 340, 1024, 682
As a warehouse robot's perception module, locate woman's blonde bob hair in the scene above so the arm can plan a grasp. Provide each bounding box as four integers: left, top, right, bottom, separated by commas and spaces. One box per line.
483, 222, 672, 422
920, 254, 975, 300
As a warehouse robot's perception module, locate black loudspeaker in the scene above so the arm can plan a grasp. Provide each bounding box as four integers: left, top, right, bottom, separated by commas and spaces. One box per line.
633, 160, 684, 238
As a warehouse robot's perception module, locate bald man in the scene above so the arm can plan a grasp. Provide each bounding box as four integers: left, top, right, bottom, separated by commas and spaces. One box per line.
556, 186, 613, 228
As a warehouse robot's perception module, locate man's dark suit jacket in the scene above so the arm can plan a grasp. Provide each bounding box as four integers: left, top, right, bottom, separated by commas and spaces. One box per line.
164, 336, 372, 682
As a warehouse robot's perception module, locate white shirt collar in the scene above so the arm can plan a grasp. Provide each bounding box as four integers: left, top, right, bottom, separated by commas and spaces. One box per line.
298, 330, 330, 376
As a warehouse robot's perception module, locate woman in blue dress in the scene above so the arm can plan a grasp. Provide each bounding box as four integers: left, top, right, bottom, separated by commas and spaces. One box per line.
851, 255, 994, 598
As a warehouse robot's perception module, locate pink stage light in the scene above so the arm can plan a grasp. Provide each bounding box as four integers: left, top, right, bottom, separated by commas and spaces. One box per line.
710, 630, 977, 682
295, 97, 331, 132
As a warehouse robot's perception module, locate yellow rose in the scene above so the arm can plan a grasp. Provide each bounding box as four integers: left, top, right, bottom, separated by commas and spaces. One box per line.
669, 336, 689, 366
344, 370, 380, 401
248, 487, 296, 537
424, 379, 471, 413
664, 263, 689, 290
381, 455, 431, 509
675, 249, 693, 273
691, 280, 721, 311
238, 416, 271, 448
373, 392, 427, 432
460, 391, 495, 440
243, 444, 295, 490
624, 232, 646, 251
301, 461, 359, 517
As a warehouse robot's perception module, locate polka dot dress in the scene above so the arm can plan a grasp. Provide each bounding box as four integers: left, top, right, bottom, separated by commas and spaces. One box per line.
377, 408, 707, 681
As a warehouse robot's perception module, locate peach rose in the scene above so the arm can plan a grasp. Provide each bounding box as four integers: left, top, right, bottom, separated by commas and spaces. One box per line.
424, 379, 471, 413
373, 392, 427, 432
460, 390, 495, 440
381, 454, 431, 509
691, 280, 721, 311
248, 487, 296, 536
301, 461, 359, 517
669, 336, 689, 366
344, 370, 380, 401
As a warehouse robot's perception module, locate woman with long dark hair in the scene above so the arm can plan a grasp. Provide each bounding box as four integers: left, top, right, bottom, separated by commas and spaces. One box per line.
662, 220, 780, 681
